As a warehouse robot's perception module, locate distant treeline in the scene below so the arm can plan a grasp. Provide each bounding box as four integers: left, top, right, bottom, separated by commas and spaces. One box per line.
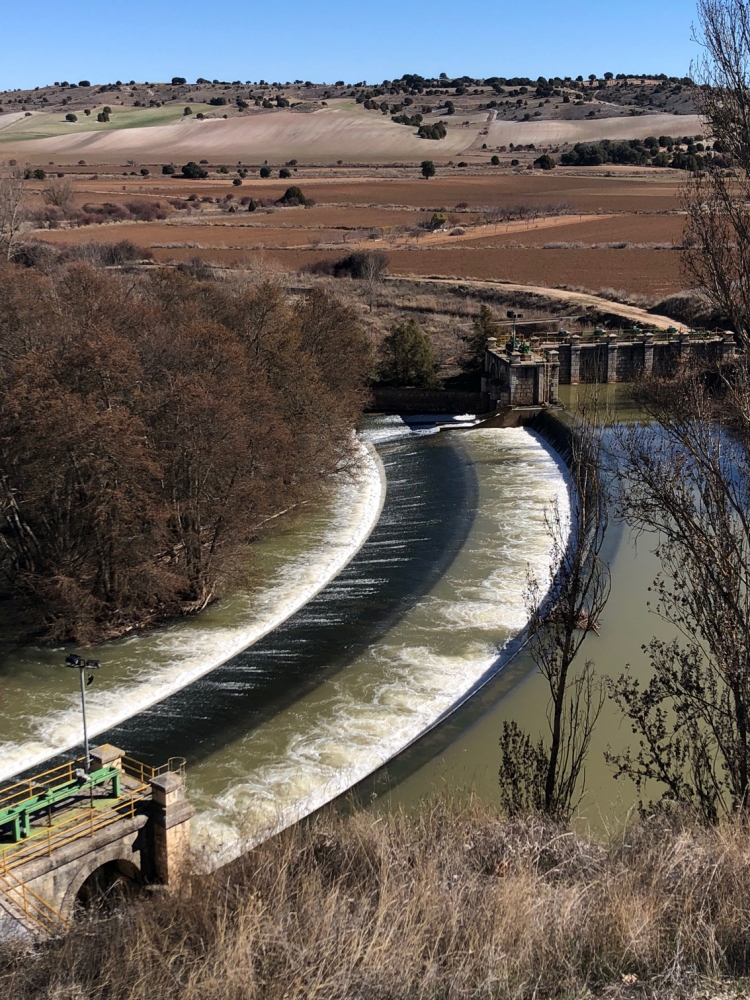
0, 263, 371, 642
560, 135, 716, 169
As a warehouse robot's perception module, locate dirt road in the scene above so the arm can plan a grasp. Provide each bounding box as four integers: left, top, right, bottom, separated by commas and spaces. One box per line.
386, 275, 688, 331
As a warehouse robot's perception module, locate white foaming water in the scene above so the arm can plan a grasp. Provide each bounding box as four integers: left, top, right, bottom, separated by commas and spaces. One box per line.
360, 414, 483, 446
0, 440, 385, 783
189, 426, 570, 864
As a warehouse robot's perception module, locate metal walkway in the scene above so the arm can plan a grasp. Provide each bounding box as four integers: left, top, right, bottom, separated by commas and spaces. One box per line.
0, 755, 173, 937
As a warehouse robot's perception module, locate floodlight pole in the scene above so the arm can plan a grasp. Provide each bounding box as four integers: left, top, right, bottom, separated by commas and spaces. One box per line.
65, 655, 101, 773
78, 665, 90, 772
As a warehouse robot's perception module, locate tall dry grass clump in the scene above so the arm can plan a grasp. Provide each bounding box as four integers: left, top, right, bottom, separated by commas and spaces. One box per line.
4, 797, 750, 999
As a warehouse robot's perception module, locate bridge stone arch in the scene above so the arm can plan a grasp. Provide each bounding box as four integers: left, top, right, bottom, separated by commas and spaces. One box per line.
0, 746, 193, 938
59, 838, 144, 920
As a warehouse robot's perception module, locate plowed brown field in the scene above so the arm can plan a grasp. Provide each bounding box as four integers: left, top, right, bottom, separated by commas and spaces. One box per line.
477, 213, 686, 247
139, 245, 682, 295
28, 170, 691, 296
40, 173, 684, 211
37, 223, 352, 250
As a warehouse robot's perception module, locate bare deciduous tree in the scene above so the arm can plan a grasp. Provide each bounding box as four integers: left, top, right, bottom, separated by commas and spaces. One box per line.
499, 423, 610, 819
608, 369, 750, 821
359, 249, 386, 312
0, 168, 29, 260
0, 262, 371, 643
41, 176, 74, 212
682, 0, 750, 350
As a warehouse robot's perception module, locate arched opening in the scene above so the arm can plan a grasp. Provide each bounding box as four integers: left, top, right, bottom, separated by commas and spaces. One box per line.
75, 859, 141, 913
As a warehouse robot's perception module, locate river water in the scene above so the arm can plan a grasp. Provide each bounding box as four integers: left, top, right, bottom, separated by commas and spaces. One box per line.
367, 395, 678, 829
0, 417, 569, 862
0, 438, 385, 784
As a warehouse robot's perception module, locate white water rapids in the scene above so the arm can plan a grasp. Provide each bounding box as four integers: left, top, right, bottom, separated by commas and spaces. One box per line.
188, 424, 570, 864
0, 421, 569, 870
0, 439, 385, 783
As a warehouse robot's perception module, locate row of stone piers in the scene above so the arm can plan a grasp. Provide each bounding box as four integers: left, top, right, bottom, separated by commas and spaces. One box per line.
482, 330, 738, 409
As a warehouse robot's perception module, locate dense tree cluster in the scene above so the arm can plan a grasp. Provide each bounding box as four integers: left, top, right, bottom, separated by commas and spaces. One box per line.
0, 263, 371, 642
391, 113, 423, 127
303, 250, 388, 280
560, 136, 709, 169
417, 122, 446, 140
377, 320, 440, 388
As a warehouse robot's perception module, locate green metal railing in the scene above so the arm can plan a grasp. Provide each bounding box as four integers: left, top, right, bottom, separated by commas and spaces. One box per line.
0, 766, 121, 842
0, 753, 184, 937
0, 790, 147, 876
0, 758, 88, 813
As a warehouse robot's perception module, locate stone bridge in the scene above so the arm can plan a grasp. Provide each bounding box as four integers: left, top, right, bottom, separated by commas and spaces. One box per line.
0, 745, 193, 938
482, 330, 738, 410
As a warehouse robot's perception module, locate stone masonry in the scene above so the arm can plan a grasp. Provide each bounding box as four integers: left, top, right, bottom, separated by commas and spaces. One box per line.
482, 331, 737, 410
0, 745, 194, 936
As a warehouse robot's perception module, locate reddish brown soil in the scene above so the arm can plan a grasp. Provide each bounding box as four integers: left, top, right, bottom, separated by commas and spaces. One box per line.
383, 247, 683, 295
275, 175, 684, 213
144, 245, 683, 295
477, 213, 686, 247
37, 224, 351, 250
28, 171, 690, 296
36, 173, 685, 212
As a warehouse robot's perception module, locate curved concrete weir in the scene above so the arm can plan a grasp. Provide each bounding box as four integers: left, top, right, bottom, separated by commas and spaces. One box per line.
179, 423, 570, 863
2, 421, 569, 867
0, 438, 385, 783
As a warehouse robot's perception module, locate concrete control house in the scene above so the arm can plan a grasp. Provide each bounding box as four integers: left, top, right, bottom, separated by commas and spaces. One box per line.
481, 330, 738, 410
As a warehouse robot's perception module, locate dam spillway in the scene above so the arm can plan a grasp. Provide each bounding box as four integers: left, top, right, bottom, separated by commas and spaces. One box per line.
1, 418, 569, 863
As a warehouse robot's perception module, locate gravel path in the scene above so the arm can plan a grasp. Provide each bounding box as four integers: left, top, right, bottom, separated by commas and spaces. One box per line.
386, 274, 689, 331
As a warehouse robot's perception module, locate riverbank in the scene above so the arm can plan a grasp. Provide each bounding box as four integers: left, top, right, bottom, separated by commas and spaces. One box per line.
4, 796, 748, 1000
0, 438, 385, 784
362, 400, 672, 830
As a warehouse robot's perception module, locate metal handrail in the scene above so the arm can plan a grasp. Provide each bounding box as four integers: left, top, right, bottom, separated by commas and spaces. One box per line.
0, 752, 177, 938
530, 331, 726, 348
167, 756, 187, 780
0, 754, 160, 816
0, 790, 147, 875
0, 757, 88, 812
121, 755, 186, 782
121, 755, 167, 783
0, 868, 69, 935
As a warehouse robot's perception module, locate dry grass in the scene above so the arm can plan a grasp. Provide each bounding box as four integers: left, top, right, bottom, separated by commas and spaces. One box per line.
299, 274, 582, 379
4, 797, 750, 999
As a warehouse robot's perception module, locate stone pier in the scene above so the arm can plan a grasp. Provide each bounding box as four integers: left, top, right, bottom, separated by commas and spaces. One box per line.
0, 746, 194, 937
482, 331, 738, 410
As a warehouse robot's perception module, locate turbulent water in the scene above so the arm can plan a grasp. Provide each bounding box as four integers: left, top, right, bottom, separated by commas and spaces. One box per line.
0, 418, 569, 865
182, 421, 570, 862
0, 439, 384, 784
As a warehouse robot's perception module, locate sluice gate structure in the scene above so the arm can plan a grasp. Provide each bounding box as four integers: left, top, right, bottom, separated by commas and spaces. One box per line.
0, 745, 193, 937
482, 330, 738, 409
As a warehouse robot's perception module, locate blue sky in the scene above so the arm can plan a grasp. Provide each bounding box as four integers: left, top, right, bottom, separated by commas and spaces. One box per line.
1, 0, 699, 91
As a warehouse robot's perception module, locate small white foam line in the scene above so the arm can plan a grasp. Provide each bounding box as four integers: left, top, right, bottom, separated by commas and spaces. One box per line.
360, 415, 457, 446
359, 413, 484, 447
0, 439, 386, 784
191, 427, 571, 867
